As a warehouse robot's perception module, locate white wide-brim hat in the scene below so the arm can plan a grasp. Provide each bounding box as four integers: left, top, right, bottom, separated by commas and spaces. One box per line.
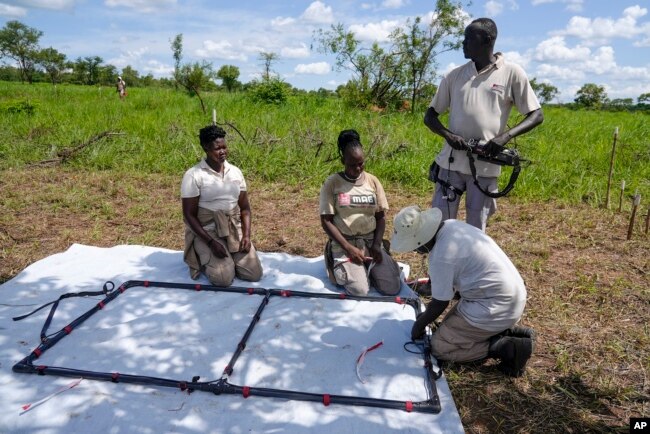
391, 206, 443, 252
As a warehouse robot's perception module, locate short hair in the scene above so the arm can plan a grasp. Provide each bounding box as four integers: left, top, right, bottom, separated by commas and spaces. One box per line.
337, 129, 363, 158
199, 125, 227, 149
470, 18, 497, 45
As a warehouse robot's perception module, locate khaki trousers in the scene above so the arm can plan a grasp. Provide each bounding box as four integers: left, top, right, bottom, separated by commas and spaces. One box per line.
430, 304, 499, 362
190, 235, 263, 287
328, 238, 401, 296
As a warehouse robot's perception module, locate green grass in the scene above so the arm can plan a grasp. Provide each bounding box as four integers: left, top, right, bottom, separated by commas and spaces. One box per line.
1, 81, 648, 205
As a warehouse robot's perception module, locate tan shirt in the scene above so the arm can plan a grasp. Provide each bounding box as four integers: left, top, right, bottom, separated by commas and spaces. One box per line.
319, 172, 388, 237
430, 53, 541, 177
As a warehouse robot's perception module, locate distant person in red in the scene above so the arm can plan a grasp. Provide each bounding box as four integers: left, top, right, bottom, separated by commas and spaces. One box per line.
116, 76, 126, 100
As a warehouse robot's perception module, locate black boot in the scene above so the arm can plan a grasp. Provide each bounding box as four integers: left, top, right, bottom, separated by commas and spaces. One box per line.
500, 326, 536, 352
488, 335, 533, 377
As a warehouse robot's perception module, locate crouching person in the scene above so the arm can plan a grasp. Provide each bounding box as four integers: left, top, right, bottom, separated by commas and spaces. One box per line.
181, 125, 263, 286
391, 206, 535, 377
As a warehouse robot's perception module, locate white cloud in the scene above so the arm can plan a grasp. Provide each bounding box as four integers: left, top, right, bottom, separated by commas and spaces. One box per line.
531, 0, 583, 13
301, 1, 334, 24
502, 50, 530, 68
107, 47, 150, 69
485, 1, 503, 17
553, 6, 650, 43
484, 0, 519, 16
534, 36, 591, 62
295, 61, 330, 75
3, 0, 76, 10
0, 3, 27, 16
381, 0, 407, 9
271, 16, 295, 27
142, 59, 174, 77
535, 63, 585, 81
104, 0, 176, 13
195, 40, 247, 62
281, 43, 310, 59
349, 19, 400, 42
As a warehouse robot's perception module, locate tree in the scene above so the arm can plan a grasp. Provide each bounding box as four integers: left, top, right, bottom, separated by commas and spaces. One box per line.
36, 47, 67, 84
170, 33, 216, 113
638, 93, 650, 104
0, 20, 43, 84
316, 23, 404, 108
574, 83, 608, 108
217, 65, 241, 92
259, 52, 279, 80
530, 77, 559, 105
121, 65, 140, 87
391, 0, 465, 113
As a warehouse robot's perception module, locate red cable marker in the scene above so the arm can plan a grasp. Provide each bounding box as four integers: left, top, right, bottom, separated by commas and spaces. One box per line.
242, 386, 250, 398
355, 341, 384, 383
323, 394, 331, 406
405, 401, 413, 412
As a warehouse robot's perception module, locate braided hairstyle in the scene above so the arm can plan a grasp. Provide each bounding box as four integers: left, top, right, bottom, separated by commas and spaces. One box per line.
337, 129, 363, 159
199, 125, 227, 150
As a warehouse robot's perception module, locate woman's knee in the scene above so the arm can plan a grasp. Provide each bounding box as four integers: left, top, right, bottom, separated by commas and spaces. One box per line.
205, 261, 236, 286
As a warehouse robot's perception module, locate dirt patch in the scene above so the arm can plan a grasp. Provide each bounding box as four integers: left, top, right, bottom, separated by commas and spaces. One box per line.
1, 167, 648, 432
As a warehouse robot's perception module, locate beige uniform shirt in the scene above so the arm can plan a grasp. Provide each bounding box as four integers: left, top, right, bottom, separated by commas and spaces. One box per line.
180, 159, 246, 211
430, 53, 541, 177
319, 172, 388, 237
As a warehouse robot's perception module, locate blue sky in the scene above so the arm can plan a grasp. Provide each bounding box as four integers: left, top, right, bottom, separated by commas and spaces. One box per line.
1, 0, 649, 102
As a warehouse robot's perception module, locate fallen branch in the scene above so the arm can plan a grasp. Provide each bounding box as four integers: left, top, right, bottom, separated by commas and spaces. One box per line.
27, 131, 125, 168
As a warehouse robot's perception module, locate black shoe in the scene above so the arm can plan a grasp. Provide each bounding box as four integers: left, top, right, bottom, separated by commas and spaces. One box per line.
496, 337, 533, 378
501, 327, 536, 352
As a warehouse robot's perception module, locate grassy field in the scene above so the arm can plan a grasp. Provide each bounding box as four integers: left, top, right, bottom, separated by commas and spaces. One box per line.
1, 82, 649, 432
1, 81, 649, 203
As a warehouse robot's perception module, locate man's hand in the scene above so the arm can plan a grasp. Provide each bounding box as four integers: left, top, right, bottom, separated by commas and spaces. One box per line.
445, 133, 469, 151
411, 313, 426, 341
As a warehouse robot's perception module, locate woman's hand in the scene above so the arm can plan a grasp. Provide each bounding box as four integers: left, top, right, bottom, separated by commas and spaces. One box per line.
208, 239, 229, 259
239, 236, 251, 253
345, 245, 367, 265
370, 243, 383, 264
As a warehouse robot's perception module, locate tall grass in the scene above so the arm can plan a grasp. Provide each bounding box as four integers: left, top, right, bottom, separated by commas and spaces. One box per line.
1, 81, 648, 205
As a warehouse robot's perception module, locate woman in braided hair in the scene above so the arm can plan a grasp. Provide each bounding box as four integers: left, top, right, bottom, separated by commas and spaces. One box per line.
181, 125, 263, 286
319, 129, 401, 296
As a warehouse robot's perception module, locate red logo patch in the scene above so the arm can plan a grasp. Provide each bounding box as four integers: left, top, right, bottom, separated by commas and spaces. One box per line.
338, 193, 350, 206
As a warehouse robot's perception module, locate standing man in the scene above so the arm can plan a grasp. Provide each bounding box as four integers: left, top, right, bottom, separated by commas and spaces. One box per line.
116, 76, 127, 100
391, 205, 535, 377
425, 18, 543, 231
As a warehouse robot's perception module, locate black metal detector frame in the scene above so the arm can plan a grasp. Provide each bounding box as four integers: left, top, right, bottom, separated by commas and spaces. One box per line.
13, 280, 442, 414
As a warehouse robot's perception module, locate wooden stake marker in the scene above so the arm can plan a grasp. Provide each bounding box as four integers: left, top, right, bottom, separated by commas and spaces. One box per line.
627, 192, 641, 240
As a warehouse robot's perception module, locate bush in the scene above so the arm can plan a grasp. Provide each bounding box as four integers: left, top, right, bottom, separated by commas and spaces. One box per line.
248, 78, 290, 105
2, 99, 38, 115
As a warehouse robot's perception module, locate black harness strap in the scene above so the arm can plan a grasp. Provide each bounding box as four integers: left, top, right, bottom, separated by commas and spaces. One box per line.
465, 149, 521, 198
13, 281, 115, 342
428, 161, 463, 202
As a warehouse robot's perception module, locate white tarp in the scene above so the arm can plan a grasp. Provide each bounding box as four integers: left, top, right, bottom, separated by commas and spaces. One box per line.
0, 244, 463, 433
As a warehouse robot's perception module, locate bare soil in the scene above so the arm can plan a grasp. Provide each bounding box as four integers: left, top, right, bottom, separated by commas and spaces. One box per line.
1, 167, 648, 433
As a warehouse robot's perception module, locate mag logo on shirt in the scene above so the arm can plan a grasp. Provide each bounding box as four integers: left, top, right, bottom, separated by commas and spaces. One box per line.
338, 193, 376, 207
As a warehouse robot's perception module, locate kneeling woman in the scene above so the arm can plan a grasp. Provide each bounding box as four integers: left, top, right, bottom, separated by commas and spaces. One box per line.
319, 129, 401, 296
181, 125, 263, 286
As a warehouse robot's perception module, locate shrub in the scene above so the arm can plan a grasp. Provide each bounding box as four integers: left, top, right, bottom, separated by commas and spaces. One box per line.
248, 78, 290, 105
